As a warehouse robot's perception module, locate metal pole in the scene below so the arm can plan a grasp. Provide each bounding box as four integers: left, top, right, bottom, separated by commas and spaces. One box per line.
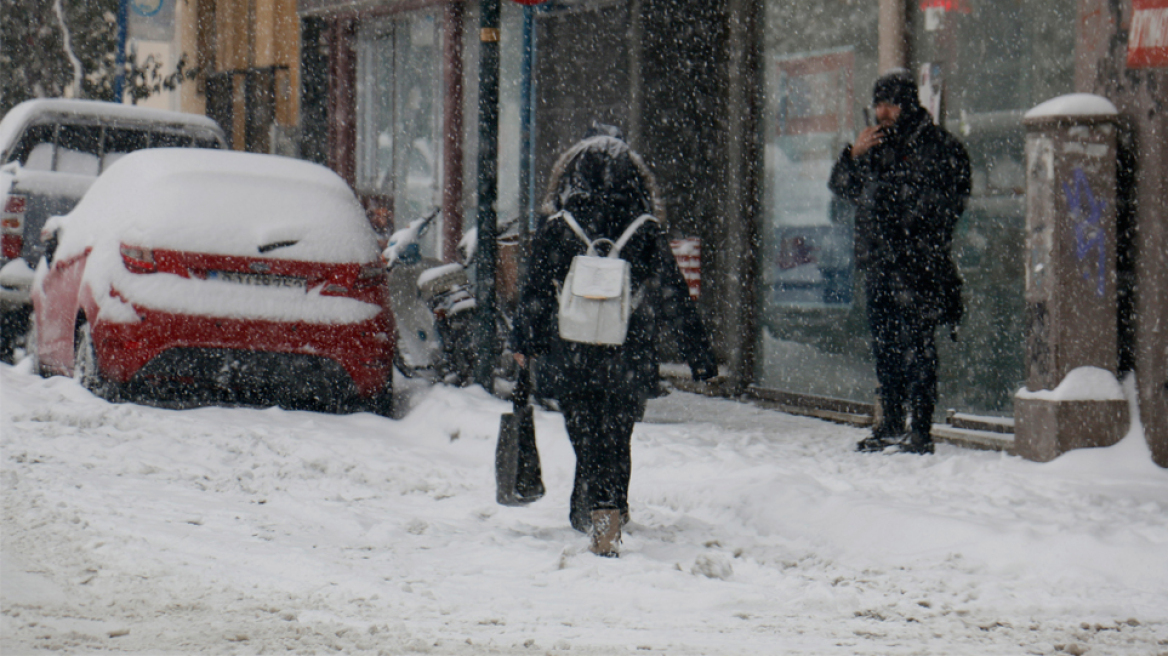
519, 6, 535, 237
724, 0, 758, 393
114, 0, 129, 102
474, 0, 501, 391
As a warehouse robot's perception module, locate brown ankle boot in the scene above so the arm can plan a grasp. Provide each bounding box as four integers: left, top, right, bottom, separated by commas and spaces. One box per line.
589, 509, 621, 557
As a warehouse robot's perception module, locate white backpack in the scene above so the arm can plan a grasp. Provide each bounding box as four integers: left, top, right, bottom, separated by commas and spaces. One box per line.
553, 210, 658, 346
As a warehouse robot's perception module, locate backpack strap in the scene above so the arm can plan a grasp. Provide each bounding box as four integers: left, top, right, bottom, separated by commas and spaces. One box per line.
610, 214, 659, 258
550, 210, 597, 256
551, 210, 657, 258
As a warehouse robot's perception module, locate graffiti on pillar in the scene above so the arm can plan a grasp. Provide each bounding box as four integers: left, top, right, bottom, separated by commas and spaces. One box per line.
1027, 301, 1052, 387
1064, 167, 1107, 298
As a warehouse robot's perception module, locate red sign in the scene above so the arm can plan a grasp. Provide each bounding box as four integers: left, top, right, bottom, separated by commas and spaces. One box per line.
670, 238, 701, 299
919, 0, 971, 14
1128, 0, 1168, 69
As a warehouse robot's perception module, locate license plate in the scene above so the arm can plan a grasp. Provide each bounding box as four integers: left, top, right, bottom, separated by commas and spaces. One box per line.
207, 270, 306, 289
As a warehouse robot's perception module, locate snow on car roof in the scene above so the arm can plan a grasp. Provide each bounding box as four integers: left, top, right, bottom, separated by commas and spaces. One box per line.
62, 148, 380, 264
0, 98, 223, 155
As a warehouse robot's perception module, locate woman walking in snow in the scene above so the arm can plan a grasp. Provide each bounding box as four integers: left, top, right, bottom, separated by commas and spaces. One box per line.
512, 124, 718, 557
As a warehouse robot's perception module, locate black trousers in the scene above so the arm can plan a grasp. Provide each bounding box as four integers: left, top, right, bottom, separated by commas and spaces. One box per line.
558, 392, 644, 531
867, 288, 939, 438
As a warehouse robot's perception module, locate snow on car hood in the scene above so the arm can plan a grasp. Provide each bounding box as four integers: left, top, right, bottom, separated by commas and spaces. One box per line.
45, 149, 384, 325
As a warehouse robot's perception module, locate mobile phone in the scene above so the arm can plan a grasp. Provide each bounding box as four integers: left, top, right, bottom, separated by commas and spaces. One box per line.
863, 107, 871, 127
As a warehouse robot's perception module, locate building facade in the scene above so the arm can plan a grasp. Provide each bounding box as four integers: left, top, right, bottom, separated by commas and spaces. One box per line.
175, 0, 302, 154
177, 0, 1164, 464
753, 0, 1164, 464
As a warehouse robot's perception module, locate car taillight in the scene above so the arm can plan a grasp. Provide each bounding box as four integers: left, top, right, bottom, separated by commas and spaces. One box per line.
1, 234, 21, 259
1, 195, 25, 259
120, 245, 156, 273
4, 195, 26, 214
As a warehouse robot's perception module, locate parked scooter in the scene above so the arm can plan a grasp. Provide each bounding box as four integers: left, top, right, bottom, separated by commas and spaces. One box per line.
384, 209, 519, 393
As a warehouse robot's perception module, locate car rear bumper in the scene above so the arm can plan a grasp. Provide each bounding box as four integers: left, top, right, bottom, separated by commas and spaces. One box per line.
94, 308, 393, 397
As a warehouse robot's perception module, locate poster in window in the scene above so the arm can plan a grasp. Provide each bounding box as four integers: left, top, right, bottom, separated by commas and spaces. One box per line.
767, 49, 855, 308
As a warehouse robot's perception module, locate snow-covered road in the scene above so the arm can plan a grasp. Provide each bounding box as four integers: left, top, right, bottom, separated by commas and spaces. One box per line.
2, 361, 1166, 655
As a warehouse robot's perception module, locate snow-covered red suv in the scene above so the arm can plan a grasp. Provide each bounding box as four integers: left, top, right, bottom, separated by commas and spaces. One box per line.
0, 99, 227, 361
30, 148, 395, 415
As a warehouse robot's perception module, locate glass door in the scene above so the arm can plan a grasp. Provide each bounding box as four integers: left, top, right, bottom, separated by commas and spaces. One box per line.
357, 11, 444, 256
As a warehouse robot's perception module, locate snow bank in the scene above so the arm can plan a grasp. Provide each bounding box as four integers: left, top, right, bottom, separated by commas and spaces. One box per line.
1016, 366, 1126, 401
2, 364, 1166, 655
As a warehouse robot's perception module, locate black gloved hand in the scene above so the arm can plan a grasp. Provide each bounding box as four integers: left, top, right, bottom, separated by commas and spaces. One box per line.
690, 360, 718, 382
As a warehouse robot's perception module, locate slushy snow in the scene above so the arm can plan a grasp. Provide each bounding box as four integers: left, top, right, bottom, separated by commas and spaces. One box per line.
2, 361, 1166, 655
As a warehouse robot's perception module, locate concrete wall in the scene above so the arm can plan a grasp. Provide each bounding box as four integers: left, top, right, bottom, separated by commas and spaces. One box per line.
1077, 0, 1167, 467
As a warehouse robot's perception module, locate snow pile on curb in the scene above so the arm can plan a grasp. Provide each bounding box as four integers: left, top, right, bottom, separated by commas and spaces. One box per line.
2, 362, 1166, 654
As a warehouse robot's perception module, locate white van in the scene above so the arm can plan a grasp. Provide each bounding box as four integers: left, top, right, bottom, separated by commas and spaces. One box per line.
0, 99, 227, 360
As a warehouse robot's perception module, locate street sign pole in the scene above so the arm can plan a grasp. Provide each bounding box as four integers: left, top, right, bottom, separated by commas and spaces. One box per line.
114, 0, 129, 102
474, 0, 501, 391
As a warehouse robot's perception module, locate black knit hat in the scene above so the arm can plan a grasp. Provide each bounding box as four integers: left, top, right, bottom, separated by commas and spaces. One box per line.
872, 69, 920, 109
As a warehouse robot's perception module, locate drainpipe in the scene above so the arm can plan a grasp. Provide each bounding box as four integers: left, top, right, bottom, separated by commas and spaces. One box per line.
114, 0, 129, 101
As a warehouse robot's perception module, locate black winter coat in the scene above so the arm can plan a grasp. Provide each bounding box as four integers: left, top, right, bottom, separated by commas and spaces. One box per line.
512, 136, 717, 400
828, 108, 971, 323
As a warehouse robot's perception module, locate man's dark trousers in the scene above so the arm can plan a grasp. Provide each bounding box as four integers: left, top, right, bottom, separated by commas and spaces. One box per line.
867, 282, 939, 439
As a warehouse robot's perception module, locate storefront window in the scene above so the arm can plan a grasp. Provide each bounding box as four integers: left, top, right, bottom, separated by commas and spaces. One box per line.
911, 0, 1075, 414
356, 11, 444, 254
758, 0, 880, 402
759, 0, 1075, 417
462, 2, 527, 231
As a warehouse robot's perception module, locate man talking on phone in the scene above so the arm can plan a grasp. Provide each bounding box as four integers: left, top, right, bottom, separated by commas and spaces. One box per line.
829, 69, 971, 455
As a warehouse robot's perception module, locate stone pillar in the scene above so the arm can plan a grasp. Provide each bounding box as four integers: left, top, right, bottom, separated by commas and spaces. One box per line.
1136, 112, 1168, 468
1015, 94, 1129, 463
878, 0, 907, 73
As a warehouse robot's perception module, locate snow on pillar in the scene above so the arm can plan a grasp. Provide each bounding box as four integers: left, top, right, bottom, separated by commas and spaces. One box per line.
1015, 94, 1129, 462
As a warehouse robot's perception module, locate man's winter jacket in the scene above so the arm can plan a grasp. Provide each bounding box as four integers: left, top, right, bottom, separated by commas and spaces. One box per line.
513, 136, 717, 400
828, 107, 971, 324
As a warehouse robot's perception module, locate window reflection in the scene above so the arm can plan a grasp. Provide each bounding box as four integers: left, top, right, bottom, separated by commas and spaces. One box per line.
357, 12, 443, 255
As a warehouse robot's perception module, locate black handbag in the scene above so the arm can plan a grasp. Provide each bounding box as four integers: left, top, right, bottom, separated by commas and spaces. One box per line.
495, 367, 545, 506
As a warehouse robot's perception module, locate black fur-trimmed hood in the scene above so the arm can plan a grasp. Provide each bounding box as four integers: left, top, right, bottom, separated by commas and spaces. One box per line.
540, 136, 665, 239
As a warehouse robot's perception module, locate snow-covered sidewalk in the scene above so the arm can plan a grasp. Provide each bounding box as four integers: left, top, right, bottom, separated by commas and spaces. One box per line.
2, 361, 1166, 655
